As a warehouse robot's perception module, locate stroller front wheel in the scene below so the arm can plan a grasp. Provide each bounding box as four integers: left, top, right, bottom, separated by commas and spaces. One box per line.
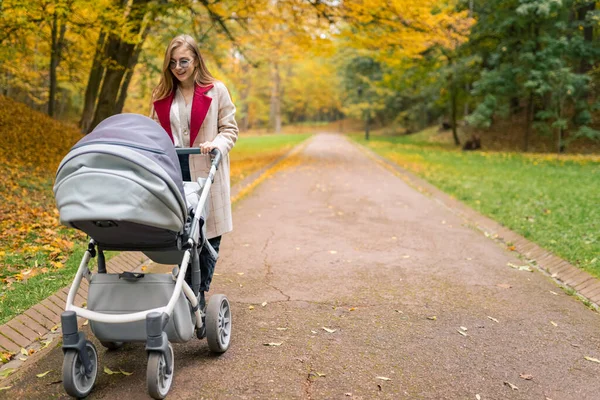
147, 343, 174, 399
206, 294, 232, 353
62, 341, 98, 398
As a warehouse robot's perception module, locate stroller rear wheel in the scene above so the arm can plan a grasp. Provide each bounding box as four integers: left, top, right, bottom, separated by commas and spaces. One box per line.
146, 343, 174, 399
206, 294, 232, 353
62, 341, 98, 398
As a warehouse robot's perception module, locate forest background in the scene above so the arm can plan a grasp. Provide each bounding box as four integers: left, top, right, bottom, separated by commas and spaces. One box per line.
2, 0, 600, 153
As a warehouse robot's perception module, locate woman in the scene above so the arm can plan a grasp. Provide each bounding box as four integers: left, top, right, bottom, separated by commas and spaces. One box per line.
150, 34, 238, 333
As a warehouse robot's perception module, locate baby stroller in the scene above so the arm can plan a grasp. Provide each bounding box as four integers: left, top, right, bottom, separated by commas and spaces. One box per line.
53, 114, 232, 399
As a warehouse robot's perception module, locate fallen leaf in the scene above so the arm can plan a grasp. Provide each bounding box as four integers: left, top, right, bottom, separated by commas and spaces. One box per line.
345, 393, 352, 397
36, 370, 51, 378
310, 330, 317, 334
376, 376, 392, 381
83, 320, 89, 326
0, 386, 12, 391
329, 250, 337, 254
261, 302, 267, 307
50, 325, 59, 333
349, 307, 356, 311
504, 381, 518, 390
549, 291, 558, 295
28, 349, 35, 355
550, 321, 558, 327
20, 348, 28, 356
457, 330, 468, 337
119, 368, 133, 376
519, 373, 533, 380
276, 327, 288, 331
315, 372, 326, 377
18, 357, 27, 361
322, 327, 337, 333
402, 255, 410, 259
427, 316, 437, 321
263, 343, 282, 346
237, 272, 244, 276
394, 310, 403, 313
248, 306, 254, 310
460, 326, 468, 331
0, 369, 15, 379
40, 340, 52, 349
584, 356, 600, 363
104, 366, 116, 375
487, 316, 499, 323
476, 395, 481, 400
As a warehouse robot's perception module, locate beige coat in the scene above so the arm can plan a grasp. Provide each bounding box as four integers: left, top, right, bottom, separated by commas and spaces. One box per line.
151, 81, 238, 238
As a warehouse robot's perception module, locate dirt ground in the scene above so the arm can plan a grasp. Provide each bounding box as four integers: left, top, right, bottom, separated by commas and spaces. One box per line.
5, 133, 600, 399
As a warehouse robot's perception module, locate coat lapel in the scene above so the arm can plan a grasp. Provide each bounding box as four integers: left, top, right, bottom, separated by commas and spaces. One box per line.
190, 84, 214, 146
153, 91, 176, 142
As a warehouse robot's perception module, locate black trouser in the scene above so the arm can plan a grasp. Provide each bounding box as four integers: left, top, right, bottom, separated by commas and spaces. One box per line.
178, 154, 191, 181
186, 235, 221, 293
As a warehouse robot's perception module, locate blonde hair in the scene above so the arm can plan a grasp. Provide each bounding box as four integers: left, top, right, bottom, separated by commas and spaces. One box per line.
151, 34, 215, 102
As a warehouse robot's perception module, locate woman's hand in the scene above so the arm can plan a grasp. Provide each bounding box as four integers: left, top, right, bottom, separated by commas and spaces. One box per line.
199, 141, 216, 155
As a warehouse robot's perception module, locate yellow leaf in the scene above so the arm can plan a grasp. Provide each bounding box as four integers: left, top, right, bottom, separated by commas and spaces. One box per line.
36, 370, 51, 378
20, 348, 28, 356
376, 376, 392, 381
322, 327, 337, 333
427, 316, 437, 321
585, 356, 600, 363
0, 386, 12, 391
263, 342, 282, 346
119, 368, 133, 376
104, 366, 116, 375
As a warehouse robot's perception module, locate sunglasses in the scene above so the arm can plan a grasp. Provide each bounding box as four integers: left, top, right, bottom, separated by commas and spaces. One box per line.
169, 58, 193, 69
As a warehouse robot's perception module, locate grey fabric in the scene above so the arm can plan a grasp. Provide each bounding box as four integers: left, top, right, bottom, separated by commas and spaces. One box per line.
72, 113, 184, 198
54, 145, 186, 233
87, 273, 194, 343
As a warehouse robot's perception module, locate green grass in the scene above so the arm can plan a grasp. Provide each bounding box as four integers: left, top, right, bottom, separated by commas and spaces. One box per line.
230, 133, 311, 185
0, 247, 120, 326
352, 131, 600, 277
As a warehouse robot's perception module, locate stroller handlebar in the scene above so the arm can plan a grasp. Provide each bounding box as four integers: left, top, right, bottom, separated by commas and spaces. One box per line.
176, 148, 222, 169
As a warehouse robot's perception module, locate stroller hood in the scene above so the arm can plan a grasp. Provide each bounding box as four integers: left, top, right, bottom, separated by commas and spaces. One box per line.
54, 114, 187, 242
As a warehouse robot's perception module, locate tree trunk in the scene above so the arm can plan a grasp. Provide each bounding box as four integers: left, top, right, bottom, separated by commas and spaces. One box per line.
80, 31, 107, 133
578, 2, 595, 74
239, 64, 251, 131
89, 0, 151, 131
89, 35, 136, 130
269, 62, 281, 133
48, 12, 67, 117
524, 92, 534, 152
450, 80, 460, 146
115, 22, 152, 113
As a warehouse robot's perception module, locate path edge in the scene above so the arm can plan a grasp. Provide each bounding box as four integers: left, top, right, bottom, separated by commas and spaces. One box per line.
352, 137, 600, 310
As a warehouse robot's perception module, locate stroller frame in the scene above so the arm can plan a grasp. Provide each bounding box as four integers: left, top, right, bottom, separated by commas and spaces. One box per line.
60, 148, 230, 399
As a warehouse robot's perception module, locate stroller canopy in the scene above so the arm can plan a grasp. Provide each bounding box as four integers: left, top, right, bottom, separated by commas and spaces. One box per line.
54, 114, 187, 247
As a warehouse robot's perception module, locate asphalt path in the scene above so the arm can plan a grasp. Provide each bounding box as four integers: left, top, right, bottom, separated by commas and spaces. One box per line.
6, 133, 600, 399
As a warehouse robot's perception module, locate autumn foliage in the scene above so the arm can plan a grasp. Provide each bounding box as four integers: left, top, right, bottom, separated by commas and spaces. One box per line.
0, 96, 84, 289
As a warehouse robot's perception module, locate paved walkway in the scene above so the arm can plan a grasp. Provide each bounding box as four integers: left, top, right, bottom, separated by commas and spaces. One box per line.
2, 134, 600, 399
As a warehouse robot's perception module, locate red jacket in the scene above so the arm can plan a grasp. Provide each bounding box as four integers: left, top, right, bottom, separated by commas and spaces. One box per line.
152, 83, 214, 146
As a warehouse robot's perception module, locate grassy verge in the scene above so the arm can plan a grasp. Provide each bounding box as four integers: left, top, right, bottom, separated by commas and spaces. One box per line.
230, 133, 311, 185
352, 129, 600, 277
